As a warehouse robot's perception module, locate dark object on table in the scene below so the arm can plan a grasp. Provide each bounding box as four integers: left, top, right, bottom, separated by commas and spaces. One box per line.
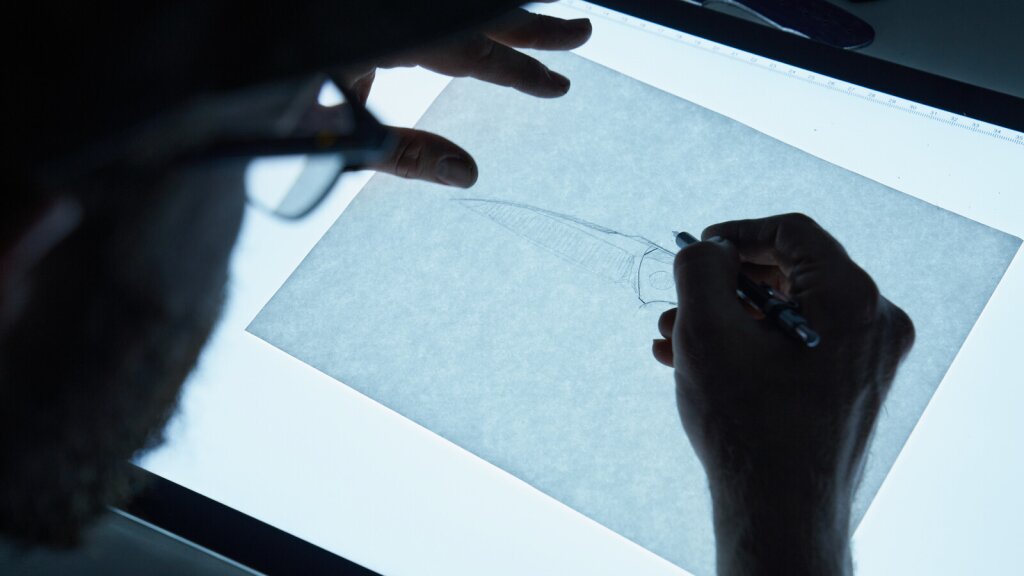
681, 0, 875, 49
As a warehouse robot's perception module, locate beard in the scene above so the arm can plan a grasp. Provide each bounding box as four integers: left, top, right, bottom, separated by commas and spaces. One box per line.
0, 162, 244, 547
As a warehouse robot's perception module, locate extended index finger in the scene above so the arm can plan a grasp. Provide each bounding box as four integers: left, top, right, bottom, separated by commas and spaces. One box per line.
487, 9, 592, 50
417, 33, 571, 98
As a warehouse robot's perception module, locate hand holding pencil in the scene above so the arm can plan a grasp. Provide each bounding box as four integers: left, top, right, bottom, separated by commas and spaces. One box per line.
652, 213, 915, 576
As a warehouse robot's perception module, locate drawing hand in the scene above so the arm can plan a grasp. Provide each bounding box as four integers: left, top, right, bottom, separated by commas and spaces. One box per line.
337, 4, 592, 188
651, 213, 914, 575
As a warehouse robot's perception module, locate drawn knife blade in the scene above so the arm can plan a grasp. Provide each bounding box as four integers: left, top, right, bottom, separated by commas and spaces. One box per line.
456, 198, 677, 306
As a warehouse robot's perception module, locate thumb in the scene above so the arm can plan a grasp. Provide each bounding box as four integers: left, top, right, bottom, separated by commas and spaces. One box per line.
673, 237, 751, 345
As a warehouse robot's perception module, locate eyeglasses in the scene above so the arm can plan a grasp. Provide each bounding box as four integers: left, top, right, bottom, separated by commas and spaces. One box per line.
44, 74, 396, 220
188, 76, 396, 219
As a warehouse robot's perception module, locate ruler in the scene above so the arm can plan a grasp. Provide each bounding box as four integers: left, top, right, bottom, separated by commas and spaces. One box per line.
564, 0, 1024, 146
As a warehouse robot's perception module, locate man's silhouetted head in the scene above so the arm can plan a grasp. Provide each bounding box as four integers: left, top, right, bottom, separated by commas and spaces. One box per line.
2, 0, 519, 546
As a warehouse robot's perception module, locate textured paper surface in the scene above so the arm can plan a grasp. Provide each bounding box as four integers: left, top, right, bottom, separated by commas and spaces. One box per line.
248, 53, 1020, 575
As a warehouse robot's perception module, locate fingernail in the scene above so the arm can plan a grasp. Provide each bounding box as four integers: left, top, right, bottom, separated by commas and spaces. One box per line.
550, 71, 570, 92
706, 236, 724, 243
436, 156, 476, 187
567, 18, 592, 32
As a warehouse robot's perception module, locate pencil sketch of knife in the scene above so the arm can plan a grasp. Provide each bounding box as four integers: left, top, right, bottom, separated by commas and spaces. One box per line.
680, 0, 875, 50
455, 198, 677, 306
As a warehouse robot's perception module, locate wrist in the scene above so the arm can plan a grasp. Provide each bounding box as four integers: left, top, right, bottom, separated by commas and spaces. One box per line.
709, 470, 853, 576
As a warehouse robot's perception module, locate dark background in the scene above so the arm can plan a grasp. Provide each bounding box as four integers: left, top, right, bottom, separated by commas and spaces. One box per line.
707, 0, 1023, 98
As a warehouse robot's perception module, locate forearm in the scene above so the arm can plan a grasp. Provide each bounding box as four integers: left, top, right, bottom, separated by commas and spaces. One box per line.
709, 474, 853, 576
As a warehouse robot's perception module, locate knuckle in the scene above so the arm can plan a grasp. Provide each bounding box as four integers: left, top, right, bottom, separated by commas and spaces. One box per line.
391, 135, 425, 179
887, 302, 916, 352
779, 212, 819, 231
467, 35, 496, 65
